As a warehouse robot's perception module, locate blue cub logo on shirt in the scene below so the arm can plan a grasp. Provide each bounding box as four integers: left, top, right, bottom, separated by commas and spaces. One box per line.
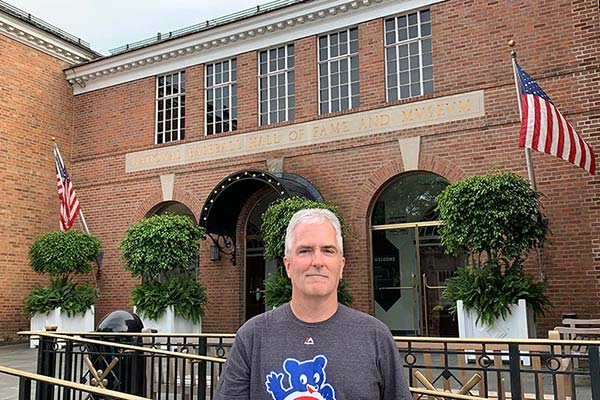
265, 354, 336, 400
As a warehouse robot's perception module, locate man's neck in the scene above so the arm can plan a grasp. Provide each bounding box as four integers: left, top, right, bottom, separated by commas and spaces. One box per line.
289, 297, 339, 323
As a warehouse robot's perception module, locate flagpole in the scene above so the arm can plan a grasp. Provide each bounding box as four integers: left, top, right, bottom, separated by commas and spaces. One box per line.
509, 40, 537, 191
52, 138, 90, 234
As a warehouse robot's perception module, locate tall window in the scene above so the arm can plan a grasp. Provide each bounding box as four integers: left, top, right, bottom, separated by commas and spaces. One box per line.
156, 71, 185, 144
259, 45, 295, 126
206, 59, 237, 135
318, 27, 359, 114
385, 9, 433, 101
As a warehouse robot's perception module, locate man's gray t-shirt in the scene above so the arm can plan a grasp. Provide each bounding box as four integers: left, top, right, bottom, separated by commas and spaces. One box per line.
215, 303, 411, 399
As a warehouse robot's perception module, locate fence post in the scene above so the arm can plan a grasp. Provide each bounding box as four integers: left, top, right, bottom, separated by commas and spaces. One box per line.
508, 343, 522, 400
198, 337, 207, 400
588, 345, 600, 399
18, 377, 32, 400
36, 325, 57, 400
62, 340, 74, 400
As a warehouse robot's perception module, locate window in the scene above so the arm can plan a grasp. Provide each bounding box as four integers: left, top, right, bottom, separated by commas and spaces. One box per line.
385, 9, 433, 101
156, 71, 185, 144
206, 59, 237, 135
318, 27, 359, 114
259, 45, 295, 126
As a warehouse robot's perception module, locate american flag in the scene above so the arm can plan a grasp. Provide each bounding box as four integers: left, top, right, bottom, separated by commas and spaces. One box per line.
54, 144, 80, 231
517, 64, 596, 175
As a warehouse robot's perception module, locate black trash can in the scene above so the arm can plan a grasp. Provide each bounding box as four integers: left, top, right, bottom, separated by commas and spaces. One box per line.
92, 310, 146, 397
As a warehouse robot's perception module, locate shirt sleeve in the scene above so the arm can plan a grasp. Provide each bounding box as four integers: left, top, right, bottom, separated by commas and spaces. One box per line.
214, 329, 252, 400
378, 329, 412, 400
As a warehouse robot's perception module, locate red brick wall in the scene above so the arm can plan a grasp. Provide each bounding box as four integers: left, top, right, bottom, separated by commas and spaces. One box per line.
8, 0, 594, 337
0, 34, 75, 341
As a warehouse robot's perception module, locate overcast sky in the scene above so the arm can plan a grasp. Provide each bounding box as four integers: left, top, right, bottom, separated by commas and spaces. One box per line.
7, 0, 267, 55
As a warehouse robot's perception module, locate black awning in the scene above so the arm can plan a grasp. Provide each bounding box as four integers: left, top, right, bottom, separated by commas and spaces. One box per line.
199, 169, 322, 237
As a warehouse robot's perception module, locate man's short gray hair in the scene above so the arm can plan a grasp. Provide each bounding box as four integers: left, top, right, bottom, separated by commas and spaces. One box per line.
284, 208, 344, 257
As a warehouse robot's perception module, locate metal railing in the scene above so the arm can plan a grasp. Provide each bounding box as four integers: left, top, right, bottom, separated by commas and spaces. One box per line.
396, 335, 600, 399
22, 331, 227, 400
0, 0, 91, 49
108, 0, 305, 55
19, 330, 600, 399
0, 364, 149, 400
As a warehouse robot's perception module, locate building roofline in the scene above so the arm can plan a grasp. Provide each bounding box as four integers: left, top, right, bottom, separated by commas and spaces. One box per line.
0, 0, 101, 58
107, 0, 308, 56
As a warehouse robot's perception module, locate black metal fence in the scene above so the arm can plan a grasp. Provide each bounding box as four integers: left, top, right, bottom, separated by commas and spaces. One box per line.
398, 335, 600, 399
31, 332, 229, 400
21, 331, 600, 399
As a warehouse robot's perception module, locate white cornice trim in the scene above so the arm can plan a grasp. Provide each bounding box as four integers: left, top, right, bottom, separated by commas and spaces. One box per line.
0, 12, 96, 64
66, 0, 444, 94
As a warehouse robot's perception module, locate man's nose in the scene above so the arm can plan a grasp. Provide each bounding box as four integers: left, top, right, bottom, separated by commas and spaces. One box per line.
311, 250, 325, 266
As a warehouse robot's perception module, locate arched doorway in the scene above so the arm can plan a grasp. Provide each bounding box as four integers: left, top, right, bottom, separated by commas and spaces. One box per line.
199, 169, 323, 321
370, 172, 463, 336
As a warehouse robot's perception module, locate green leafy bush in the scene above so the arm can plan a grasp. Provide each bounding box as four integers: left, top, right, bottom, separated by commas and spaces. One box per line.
131, 277, 207, 324
24, 230, 100, 316
444, 261, 550, 326
121, 214, 205, 280
121, 214, 208, 322
29, 230, 101, 278
436, 172, 546, 262
438, 172, 550, 326
24, 278, 96, 317
261, 197, 352, 308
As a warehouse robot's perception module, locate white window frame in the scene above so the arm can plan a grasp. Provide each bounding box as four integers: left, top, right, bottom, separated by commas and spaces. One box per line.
317, 27, 360, 115
258, 44, 295, 126
205, 58, 237, 135
384, 9, 433, 102
155, 70, 185, 144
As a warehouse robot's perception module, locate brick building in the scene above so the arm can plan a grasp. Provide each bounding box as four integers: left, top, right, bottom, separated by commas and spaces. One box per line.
1, 0, 599, 340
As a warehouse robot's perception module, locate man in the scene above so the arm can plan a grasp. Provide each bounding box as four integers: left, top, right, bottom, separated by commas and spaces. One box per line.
215, 208, 411, 399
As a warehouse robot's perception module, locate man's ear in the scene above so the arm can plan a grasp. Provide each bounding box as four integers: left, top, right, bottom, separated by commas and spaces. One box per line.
340, 257, 345, 279
283, 256, 291, 278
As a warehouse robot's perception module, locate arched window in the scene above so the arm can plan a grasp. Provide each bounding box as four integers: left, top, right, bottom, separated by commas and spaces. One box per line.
371, 172, 462, 336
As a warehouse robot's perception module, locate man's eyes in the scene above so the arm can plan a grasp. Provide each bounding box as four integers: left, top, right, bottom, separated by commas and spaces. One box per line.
297, 247, 337, 254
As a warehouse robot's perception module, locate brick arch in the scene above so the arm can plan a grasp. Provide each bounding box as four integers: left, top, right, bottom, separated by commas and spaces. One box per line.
351, 155, 466, 231
131, 186, 202, 224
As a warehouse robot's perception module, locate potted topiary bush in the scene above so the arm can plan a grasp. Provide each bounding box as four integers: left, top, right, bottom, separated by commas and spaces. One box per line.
25, 230, 101, 347
262, 197, 352, 309
120, 214, 207, 333
437, 172, 550, 341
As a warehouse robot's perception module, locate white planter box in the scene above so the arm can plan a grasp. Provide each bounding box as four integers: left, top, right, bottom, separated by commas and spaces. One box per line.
30, 306, 94, 348
457, 299, 535, 365
134, 306, 201, 334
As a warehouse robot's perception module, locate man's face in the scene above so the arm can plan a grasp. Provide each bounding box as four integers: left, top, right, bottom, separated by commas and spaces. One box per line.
283, 221, 345, 302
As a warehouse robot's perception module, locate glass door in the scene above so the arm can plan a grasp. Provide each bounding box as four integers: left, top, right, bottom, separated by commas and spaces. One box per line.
373, 228, 419, 335
419, 225, 462, 337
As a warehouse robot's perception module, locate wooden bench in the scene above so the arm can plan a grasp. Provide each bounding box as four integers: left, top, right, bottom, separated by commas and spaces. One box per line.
552, 321, 600, 370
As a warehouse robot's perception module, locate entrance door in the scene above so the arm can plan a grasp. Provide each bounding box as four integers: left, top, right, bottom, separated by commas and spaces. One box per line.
244, 191, 279, 321
371, 172, 460, 336
245, 255, 265, 319
419, 225, 461, 337
372, 223, 460, 336
373, 228, 419, 335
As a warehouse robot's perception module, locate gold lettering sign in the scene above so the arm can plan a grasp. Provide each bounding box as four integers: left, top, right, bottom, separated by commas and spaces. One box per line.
125, 90, 484, 172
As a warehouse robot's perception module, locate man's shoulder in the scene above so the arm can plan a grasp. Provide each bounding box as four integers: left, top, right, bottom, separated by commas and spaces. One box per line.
236, 303, 290, 336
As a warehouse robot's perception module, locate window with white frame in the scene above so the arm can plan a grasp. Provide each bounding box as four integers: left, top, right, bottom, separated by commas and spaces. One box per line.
206, 59, 237, 135
259, 44, 295, 126
385, 9, 432, 101
318, 27, 359, 114
156, 71, 185, 144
